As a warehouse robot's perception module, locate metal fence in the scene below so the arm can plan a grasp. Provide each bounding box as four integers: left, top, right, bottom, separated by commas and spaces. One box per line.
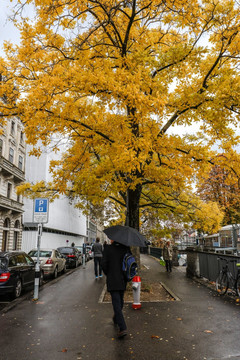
149, 247, 162, 259
148, 247, 240, 282
198, 252, 240, 282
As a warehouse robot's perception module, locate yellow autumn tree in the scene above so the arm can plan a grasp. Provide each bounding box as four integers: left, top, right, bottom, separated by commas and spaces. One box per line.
197, 147, 240, 226
0, 0, 239, 233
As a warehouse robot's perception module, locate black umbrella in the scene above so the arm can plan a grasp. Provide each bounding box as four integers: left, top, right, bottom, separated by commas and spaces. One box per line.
103, 225, 147, 247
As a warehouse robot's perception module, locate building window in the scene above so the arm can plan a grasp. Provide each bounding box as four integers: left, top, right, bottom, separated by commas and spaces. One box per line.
13, 220, 20, 250
20, 131, 24, 144
0, 139, 3, 156
18, 155, 23, 170
13, 232, 18, 250
2, 218, 10, 251
9, 147, 14, 163
7, 183, 12, 198
11, 121, 15, 135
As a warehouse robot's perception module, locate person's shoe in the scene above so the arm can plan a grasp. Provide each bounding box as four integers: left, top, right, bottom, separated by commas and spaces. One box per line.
95, 276, 98, 279
99, 275, 103, 278
118, 330, 127, 338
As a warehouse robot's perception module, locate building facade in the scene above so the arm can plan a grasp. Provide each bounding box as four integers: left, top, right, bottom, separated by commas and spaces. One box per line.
0, 117, 25, 251
21, 142, 90, 253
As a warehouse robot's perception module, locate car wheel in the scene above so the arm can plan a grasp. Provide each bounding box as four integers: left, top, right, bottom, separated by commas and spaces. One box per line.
13, 278, 22, 299
53, 266, 58, 279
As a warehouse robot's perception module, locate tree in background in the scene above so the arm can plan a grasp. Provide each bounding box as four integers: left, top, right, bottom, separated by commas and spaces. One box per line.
197, 151, 240, 226
1, 0, 239, 237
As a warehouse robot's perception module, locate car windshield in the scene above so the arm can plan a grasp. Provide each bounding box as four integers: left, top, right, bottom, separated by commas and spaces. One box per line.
0, 257, 8, 269
58, 247, 74, 254
28, 250, 52, 258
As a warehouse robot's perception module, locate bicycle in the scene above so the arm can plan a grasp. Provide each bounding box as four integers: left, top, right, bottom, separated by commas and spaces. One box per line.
216, 257, 240, 296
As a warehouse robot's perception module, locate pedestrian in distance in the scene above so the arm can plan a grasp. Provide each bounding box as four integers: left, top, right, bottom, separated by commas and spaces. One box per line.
162, 240, 173, 272
92, 237, 103, 279
102, 240, 129, 339
103, 240, 108, 250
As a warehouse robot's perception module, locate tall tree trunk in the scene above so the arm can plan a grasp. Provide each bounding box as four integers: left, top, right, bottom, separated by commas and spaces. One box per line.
125, 184, 142, 272
125, 184, 141, 229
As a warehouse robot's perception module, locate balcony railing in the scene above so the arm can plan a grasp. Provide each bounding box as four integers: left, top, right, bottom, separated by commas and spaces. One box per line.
0, 156, 25, 182
0, 195, 24, 213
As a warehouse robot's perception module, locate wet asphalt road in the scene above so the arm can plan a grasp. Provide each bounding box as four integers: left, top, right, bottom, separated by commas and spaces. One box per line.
0, 267, 76, 312
1, 255, 240, 360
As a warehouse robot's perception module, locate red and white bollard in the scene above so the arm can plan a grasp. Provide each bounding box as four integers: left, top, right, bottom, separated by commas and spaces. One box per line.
132, 276, 141, 309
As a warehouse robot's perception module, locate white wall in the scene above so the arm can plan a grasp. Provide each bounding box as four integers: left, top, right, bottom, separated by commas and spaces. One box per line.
21, 230, 85, 253
23, 197, 87, 235
22, 141, 88, 251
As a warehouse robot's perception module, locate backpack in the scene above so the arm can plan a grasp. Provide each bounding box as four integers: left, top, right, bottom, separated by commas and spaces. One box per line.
122, 252, 138, 282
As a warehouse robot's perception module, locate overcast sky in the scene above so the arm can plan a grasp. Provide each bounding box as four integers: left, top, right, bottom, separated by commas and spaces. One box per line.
0, 0, 20, 52
0, 0, 34, 55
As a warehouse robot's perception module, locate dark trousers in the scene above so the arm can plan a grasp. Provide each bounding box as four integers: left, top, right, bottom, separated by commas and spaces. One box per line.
110, 290, 127, 332
94, 257, 102, 276
165, 260, 172, 272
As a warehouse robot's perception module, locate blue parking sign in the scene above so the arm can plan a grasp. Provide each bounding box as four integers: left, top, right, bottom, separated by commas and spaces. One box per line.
33, 198, 49, 223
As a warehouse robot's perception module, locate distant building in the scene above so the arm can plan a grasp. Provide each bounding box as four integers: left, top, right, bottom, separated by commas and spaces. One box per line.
0, 117, 25, 251
87, 215, 97, 245
22, 142, 89, 253
199, 224, 240, 252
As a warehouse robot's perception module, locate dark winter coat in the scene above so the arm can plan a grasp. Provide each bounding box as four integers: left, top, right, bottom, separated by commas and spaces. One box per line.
102, 242, 129, 292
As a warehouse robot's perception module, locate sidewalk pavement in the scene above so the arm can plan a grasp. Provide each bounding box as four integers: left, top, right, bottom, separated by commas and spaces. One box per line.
1, 254, 240, 360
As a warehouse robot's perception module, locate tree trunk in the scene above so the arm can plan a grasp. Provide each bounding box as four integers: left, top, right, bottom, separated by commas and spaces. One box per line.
125, 184, 142, 272
125, 185, 141, 229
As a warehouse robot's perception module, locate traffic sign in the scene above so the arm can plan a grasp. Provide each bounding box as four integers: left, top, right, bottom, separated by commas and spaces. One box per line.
33, 198, 49, 223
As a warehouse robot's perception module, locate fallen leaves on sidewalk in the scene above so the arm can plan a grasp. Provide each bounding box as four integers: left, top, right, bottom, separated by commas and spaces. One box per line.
204, 330, 213, 334
104, 282, 174, 302
61, 348, 68, 352
151, 335, 160, 339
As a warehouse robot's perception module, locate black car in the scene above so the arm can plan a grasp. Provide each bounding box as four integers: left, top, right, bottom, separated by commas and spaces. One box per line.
57, 247, 82, 268
0, 251, 43, 299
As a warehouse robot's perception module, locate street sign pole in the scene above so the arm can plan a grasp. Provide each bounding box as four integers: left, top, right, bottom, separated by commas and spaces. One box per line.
33, 224, 42, 301
82, 243, 86, 269
33, 198, 49, 301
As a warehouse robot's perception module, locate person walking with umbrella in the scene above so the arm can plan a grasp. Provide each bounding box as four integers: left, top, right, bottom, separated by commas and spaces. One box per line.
102, 239, 129, 338
102, 225, 147, 338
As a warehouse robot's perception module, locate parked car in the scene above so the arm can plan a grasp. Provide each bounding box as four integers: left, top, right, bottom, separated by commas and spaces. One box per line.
28, 249, 66, 279
86, 245, 93, 260
57, 247, 82, 268
74, 246, 83, 264
0, 251, 43, 299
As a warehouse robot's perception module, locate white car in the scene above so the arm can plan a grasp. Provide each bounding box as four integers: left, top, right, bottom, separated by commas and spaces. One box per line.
28, 249, 66, 279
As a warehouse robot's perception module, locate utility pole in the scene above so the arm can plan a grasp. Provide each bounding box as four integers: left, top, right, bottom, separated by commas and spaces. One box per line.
33, 198, 49, 301
33, 223, 42, 300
